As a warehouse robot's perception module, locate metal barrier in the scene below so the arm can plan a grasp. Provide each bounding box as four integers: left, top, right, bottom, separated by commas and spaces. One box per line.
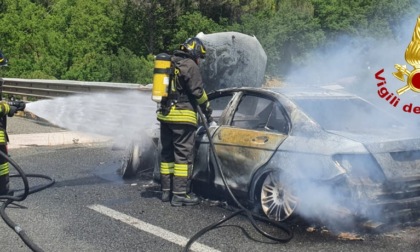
1, 78, 152, 100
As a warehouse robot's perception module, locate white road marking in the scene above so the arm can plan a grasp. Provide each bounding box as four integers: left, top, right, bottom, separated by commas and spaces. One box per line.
88, 204, 220, 252
8, 131, 111, 149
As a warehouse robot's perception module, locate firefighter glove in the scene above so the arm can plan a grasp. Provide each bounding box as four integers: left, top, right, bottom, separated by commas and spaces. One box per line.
205, 107, 213, 123
200, 102, 213, 123
7, 101, 26, 111
7, 106, 18, 117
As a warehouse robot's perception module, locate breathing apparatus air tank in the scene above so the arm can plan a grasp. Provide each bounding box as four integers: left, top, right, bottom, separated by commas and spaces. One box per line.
152, 53, 172, 103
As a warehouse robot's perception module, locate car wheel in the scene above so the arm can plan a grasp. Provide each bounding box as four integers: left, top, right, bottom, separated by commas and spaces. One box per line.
260, 172, 298, 221
121, 143, 141, 179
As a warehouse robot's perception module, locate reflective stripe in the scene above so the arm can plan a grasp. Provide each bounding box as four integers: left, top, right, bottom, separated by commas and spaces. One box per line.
174, 163, 188, 177
172, 68, 180, 92
0, 106, 8, 177
160, 162, 174, 174
157, 107, 197, 125
0, 103, 10, 115
196, 91, 208, 105
0, 131, 6, 143
0, 162, 9, 176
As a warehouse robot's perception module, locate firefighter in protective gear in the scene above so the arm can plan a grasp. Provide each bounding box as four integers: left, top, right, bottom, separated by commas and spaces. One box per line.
0, 51, 26, 196
157, 37, 213, 206
0, 51, 7, 67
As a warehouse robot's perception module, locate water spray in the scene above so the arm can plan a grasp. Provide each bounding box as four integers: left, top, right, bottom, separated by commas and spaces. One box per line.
0, 90, 157, 252
25, 91, 158, 147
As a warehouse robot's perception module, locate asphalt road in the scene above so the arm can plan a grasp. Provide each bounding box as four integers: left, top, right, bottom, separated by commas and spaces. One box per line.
0, 116, 419, 252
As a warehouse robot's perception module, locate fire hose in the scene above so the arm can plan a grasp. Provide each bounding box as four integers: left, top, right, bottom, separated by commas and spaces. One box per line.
0, 150, 55, 252
182, 106, 294, 251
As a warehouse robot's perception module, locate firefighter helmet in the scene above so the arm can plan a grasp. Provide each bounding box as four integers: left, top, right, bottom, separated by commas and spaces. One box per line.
0, 51, 7, 67
180, 37, 206, 60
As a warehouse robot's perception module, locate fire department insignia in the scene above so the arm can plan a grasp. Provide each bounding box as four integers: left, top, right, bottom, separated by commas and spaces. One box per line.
393, 16, 420, 95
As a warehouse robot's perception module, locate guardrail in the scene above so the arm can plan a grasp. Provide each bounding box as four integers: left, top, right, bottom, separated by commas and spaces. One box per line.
1, 78, 152, 100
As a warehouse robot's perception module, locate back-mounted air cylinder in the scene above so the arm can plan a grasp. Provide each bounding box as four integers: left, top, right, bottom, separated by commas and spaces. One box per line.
152, 53, 172, 103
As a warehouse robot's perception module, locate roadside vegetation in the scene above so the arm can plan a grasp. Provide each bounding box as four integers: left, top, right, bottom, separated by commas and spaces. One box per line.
0, 0, 418, 84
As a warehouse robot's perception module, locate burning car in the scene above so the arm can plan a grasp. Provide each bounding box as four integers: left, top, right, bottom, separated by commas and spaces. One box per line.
122, 86, 420, 228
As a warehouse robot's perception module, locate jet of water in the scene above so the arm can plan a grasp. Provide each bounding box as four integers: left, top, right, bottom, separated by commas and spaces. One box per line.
25, 90, 159, 146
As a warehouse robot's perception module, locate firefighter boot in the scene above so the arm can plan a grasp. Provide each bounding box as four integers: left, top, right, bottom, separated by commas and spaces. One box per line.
0, 174, 10, 196
171, 176, 199, 207
160, 174, 172, 202
171, 193, 199, 207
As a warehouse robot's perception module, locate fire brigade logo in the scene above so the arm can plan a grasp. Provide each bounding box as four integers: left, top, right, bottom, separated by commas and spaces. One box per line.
393, 16, 420, 95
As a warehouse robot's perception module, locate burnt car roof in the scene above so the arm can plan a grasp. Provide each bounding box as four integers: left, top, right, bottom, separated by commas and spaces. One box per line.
208, 85, 408, 135
208, 85, 358, 99
266, 85, 356, 98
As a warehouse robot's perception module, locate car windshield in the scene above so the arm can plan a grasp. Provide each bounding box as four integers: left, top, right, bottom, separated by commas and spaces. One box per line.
292, 97, 402, 131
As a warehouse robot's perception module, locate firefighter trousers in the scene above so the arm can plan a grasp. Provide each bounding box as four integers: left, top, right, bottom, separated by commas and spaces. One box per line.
160, 122, 196, 195
0, 144, 9, 195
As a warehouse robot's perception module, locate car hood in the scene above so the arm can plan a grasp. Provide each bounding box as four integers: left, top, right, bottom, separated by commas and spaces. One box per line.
328, 129, 420, 179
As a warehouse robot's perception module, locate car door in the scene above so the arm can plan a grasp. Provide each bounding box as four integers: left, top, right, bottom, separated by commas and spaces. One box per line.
192, 92, 236, 187
211, 93, 290, 192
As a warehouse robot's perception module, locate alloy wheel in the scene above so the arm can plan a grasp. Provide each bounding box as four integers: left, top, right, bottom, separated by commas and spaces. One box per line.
260, 172, 298, 221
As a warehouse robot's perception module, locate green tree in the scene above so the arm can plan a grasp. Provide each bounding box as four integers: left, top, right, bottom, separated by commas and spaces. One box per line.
365, 0, 420, 39
0, 0, 54, 78
311, 0, 420, 40
171, 11, 224, 49
234, 0, 325, 76
109, 48, 154, 84
120, 0, 166, 55
198, 0, 277, 24
311, 0, 370, 39
1, 0, 419, 83
58, 0, 125, 80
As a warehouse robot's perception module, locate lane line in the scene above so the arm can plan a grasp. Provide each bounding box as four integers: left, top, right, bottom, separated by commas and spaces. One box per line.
8, 131, 111, 149
88, 204, 220, 252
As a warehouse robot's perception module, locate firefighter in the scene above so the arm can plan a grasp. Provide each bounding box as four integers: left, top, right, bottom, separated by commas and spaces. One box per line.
157, 37, 213, 206
0, 51, 26, 196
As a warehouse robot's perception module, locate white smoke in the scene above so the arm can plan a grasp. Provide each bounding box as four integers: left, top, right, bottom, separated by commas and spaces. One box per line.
25, 90, 159, 146
277, 13, 420, 231
285, 13, 420, 128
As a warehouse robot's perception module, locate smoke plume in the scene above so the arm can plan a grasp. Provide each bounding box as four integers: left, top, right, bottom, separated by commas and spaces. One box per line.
277, 13, 420, 231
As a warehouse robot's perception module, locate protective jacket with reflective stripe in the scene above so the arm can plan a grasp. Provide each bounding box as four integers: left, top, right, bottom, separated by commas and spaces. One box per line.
0, 102, 10, 176
157, 51, 208, 127
0, 102, 10, 144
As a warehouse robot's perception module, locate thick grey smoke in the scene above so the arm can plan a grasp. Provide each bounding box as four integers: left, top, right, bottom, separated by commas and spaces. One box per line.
277, 13, 420, 231
25, 90, 159, 147
285, 13, 420, 127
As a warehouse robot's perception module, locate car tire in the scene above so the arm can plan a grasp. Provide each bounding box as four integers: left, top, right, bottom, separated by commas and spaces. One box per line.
259, 171, 298, 221
121, 143, 141, 179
